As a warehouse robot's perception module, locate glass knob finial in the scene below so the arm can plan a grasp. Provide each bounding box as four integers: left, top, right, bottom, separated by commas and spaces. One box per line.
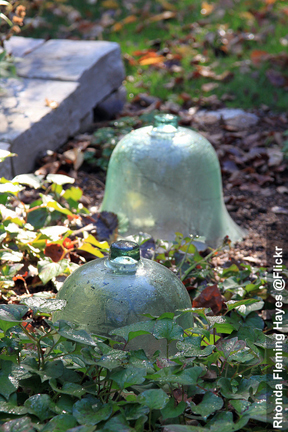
110, 240, 140, 261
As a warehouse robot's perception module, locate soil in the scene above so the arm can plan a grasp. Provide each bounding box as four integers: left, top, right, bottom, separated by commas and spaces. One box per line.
42, 105, 288, 269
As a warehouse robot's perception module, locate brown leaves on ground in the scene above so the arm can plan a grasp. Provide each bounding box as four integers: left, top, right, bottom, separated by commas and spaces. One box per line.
192, 284, 224, 315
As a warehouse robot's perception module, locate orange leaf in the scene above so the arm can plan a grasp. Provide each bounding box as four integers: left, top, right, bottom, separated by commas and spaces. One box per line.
45, 98, 59, 109
148, 11, 176, 22
250, 50, 270, 65
44, 243, 66, 263
122, 15, 137, 25
139, 55, 165, 65
192, 284, 223, 315
112, 22, 122, 32
201, 2, 215, 15
63, 238, 75, 250
102, 0, 119, 8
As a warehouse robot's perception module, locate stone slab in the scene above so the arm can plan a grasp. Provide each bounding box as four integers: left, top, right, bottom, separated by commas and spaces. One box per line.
0, 37, 126, 177
194, 108, 259, 129
0, 142, 13, 179
95, 85, 127, 120
15, 39, 124, 83
3, 36, 45, 58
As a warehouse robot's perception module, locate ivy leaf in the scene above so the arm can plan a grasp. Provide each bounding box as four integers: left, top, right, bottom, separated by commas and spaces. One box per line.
226, 299, 261, 313
109, 320, 155, 343
206, 411, 249, 431
161, 398, 186, 419
53, 321, 97, 346
152, 319, 183, 343
21, 298, 66, 315
137, 389, 169, 410
41, 414, 77, 432
96, 413, 134, 432
123, 403, 149, 420
110, 366, 146, 389
95, 350, 129, 370
190, 392, 223, 419
0, 417, 35, 432
0, 400, 28, 415
72, 396, 112, 425
46, 174, 75, 185
177, 336, 215, 357
216, 337, 246, 359
24, 394, 55, 421
12, 174, 42, 189
38, 259, 69, 285
0, 304, 29, 333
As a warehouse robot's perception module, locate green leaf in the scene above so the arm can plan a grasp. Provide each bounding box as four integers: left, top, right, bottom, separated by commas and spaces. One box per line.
0, 373, 18, 400
230, 400, 250, 414
110, 366, 146, 389
21, 297, 66, 314
226, 299, 262, 313
206, 411, 249, 431
38, 259, 69, 285
95, 350, 129, 370
38, 360, 64, 382
72, 396, 112, 425
46, 174, 75, 185
177, 336, 215, 357
12, 174, 42, 189
0, 417, 35, 432
216, 337, 246, 359
152, 319, 183, 342
24, 394, 55, 421
109, 320, 154, 343
53, 320, 97, 346
0, 304, 28, 322
41, 414, 77, 432
0, 304, 29, 333
40, 226, 70, 240
221, 264, 239, 277
123, 403, 149, 420
66, 427, 96, 432
0, 250, 23, 262
190, 392, 223, 419
50, 379, 86, 399
161, 398, 186, 419
96, 413, 134, 432
137, 389, 169, 410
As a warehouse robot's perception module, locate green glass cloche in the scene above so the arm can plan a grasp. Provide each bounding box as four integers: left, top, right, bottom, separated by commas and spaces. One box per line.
101, 114, 245, 247
53, 241, 193, 356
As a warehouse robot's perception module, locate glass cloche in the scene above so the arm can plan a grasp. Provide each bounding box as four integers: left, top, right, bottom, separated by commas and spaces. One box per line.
101, 114, 245, 247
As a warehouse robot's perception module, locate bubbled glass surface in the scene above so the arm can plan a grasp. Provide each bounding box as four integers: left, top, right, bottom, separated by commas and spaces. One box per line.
53, 241, 193, 356
101, 114, 245, 247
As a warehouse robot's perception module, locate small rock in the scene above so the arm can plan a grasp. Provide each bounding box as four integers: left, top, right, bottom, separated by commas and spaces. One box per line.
277, 186, 288, 194
267, 147, 283, 167
194, 108, 259, 130
272, 206, 288, 215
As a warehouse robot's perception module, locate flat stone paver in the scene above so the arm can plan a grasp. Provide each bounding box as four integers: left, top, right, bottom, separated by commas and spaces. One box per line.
0, 37, 125, 177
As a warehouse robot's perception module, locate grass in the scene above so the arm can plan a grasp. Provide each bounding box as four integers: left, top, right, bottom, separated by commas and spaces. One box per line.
20, 0, 288, 111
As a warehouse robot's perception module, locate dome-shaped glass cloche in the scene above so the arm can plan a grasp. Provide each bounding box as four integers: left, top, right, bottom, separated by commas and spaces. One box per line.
101, 114, 245, 247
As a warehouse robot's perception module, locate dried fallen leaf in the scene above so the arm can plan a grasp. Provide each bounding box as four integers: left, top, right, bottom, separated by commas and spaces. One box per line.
201, 1, 214, 15
192, 284, 223, 315
201, 82, 219, 92
250, 50, 270, 66
139, 55, 166, 66
101, 0, 118, 8
44, 243, 66, 263
147, 11, 176, 22
266, 69, 286, 87
45, 98, 59, 109
271, 206, 288, 215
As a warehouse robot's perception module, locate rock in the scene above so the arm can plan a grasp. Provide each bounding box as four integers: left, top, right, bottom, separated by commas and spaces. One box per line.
0, 37, 125, 177
0, 142, 13, 179
94, 85, 127, 120
3, 36, 45, 57
194, 108, 259, 130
